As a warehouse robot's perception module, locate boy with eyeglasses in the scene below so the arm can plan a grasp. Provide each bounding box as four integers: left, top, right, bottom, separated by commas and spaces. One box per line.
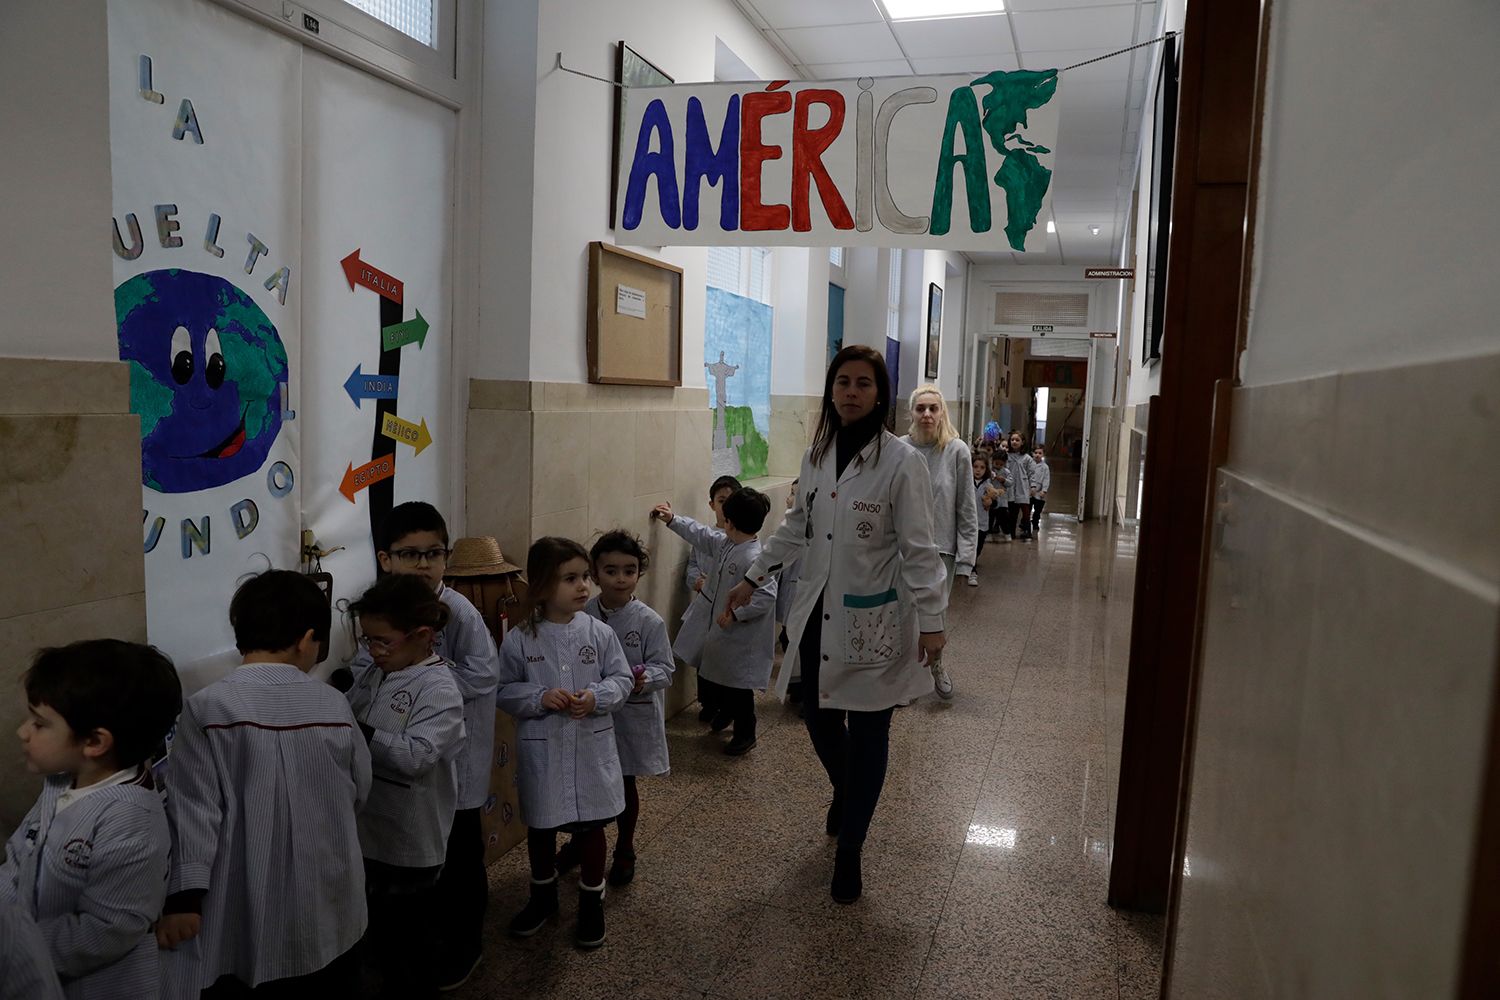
365, 502, 500, 992
157, 571, 370, 996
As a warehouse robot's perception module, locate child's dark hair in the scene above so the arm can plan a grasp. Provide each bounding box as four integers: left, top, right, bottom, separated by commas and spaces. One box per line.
722, 487, 771, 535
25, 640, 182, 769
230, 570, 331, 654
709, 475, 742, 500
591, 530, 650, 572
973, 452, 992, 475
349, 574, 451, 634
376, 501, 449, 552
520, 536, 591, 632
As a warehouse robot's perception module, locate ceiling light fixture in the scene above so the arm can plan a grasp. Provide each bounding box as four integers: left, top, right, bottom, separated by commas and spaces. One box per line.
1046, 220, 1056, 234
1090, 225, 1101, 236
879, 0, 1005, 22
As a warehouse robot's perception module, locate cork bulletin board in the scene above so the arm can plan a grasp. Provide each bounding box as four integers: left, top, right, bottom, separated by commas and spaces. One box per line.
587, 241, 683, 386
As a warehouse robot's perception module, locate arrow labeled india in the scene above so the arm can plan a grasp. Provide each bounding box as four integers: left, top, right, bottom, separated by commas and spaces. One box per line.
343, 364, 400, 408
339, 454, 395, 503
381, 310, 428, 351
340, 248, 404, 304
380, 412, 433, 456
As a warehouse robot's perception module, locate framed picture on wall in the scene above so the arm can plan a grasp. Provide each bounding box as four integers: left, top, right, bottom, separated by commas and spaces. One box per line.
924, 283, 943, 380
1142, 35, 1179, 367
611, 42, 674, 229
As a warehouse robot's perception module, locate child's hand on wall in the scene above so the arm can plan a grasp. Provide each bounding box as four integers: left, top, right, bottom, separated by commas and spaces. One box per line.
651, 502, 674, 524
541, 689, 574, 712
569, 689, 597, 718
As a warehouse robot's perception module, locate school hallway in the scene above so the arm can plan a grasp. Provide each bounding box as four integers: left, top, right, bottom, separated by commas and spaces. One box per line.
466, 517, 1160, 1000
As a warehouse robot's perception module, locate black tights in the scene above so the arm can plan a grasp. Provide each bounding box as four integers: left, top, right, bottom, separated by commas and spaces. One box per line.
529, 826, 606, 886
798, 595, 895, 852
616, 776, 639, 857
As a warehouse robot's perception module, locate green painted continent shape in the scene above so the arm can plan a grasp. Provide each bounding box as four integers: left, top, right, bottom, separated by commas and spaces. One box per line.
213, 285, 288, 439
971, 69, 1059, 251
714, 405, 769, 480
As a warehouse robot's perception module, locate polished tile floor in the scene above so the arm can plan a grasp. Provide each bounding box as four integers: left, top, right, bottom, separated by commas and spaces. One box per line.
462, 518, 1162, 1000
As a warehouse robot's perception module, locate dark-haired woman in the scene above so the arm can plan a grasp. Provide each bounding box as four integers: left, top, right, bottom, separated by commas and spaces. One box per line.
725, 345, 948, 904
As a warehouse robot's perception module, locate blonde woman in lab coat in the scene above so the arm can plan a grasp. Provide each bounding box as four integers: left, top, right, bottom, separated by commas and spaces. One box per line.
725, 345, 949, 905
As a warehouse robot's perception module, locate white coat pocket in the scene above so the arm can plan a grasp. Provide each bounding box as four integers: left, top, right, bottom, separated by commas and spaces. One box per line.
842, 589, 903, 666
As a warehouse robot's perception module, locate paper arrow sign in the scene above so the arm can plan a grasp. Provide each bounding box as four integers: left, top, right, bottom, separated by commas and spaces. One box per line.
380, 412, 433, 456
343, 365, 400, 408
381, 311, 429, 351
340, 248, 404, 304
339, 454, 396, 503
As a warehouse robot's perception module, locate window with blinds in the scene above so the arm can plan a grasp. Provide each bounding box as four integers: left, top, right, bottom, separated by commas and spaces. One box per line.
344, 0, 434, 45
829, 247, 844, 268
706, 246, 772, 304
993, 290, 1090, 329
886, 248, 903, 342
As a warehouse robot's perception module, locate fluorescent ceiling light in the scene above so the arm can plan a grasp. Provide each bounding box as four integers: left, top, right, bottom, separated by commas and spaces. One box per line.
1046, 220, 1056, 234
880, 0, 1005, 21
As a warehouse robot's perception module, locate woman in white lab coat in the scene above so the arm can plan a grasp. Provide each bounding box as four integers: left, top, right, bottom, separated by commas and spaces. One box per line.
725, 345, 949, 905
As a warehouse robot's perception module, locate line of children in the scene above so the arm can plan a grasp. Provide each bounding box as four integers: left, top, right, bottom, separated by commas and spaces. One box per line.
498, 537, 635, 949
2, 639, 181, 1000
346, 575, 466, 1000
655, 487, 778, 755
679, 475, 740, 724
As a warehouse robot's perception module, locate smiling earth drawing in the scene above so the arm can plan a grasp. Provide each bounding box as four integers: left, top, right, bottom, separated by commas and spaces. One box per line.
116, 269, 288, 493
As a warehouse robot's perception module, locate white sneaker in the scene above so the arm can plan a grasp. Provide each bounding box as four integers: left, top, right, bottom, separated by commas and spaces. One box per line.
967, 573, 980, 587
931, 663, 955, 700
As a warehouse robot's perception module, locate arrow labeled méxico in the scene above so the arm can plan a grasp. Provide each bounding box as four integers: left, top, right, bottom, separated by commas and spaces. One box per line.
339, 455, 395, 503
343, 364, 400, 408
380, 412, 433, 456
381, 310, 428, 351
340, 248, 404, 303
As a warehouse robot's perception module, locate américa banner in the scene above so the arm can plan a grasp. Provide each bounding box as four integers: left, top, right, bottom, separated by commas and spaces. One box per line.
614, 70, 1061, 253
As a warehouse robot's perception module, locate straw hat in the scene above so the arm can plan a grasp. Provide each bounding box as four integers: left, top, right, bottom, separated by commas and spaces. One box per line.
445, 536, 521, 577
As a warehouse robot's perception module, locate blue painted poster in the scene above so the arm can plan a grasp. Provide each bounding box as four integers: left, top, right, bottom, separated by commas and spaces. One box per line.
704, 287, 772, 479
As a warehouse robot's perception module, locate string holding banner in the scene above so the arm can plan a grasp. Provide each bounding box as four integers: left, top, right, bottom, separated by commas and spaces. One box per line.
554, 32, 1179, 88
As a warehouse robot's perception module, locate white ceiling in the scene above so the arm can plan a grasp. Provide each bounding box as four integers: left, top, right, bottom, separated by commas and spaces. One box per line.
730, 0, 1161, 266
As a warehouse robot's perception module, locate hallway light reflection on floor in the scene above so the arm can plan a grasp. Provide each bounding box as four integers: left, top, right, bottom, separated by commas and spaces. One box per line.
966, 824, 1018, 849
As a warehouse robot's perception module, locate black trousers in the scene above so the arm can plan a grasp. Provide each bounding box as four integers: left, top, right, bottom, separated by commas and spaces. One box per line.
1031, 497, 1046, 529
719, 685, 756, 740
798, 595, 895, 851
364, 859, 443, 999
433, 807, 486, 966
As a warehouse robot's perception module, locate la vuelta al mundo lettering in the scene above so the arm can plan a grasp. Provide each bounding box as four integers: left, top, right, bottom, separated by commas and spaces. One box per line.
616, 70, 1061, 252
113, 54, 297, 560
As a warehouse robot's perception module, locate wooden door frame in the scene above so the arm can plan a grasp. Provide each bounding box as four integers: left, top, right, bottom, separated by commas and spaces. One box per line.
1106, 0, 1268, 927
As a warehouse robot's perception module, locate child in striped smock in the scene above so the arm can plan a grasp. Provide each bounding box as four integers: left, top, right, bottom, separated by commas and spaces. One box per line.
2, 640, 181, 1000
346, 574, 466, 999
681, 476, 740, 723
158, 571, 370, 996
360, 501, 500, 991
499, 537, 635, 950
556, 530, 674, 888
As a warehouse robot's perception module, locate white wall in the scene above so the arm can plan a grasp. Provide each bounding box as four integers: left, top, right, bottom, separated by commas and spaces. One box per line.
1238, 0, 1500, 385
524, 0, 794, 387
770, 247, 831, 397
1, 0, 115, 360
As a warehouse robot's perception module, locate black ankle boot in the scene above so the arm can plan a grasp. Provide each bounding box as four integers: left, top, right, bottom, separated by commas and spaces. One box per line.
508, 876, 559, 937
831, 847, 862, 904
575, 882, 606, 949
607, 851, 636, 887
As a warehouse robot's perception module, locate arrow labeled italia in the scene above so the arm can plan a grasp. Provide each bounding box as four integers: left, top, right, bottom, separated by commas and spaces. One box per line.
381, 310, 429, 351
342, 364, 400, 408
340, 248, 404, 304
380, 412, 433, 456
339, 454, 396, 503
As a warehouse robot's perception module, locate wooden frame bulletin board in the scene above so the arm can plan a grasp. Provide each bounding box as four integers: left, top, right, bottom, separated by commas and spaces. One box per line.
587, 242, 683, 386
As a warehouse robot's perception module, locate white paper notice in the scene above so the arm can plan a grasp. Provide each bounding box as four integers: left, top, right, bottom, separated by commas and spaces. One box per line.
616, 284, 647, 319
